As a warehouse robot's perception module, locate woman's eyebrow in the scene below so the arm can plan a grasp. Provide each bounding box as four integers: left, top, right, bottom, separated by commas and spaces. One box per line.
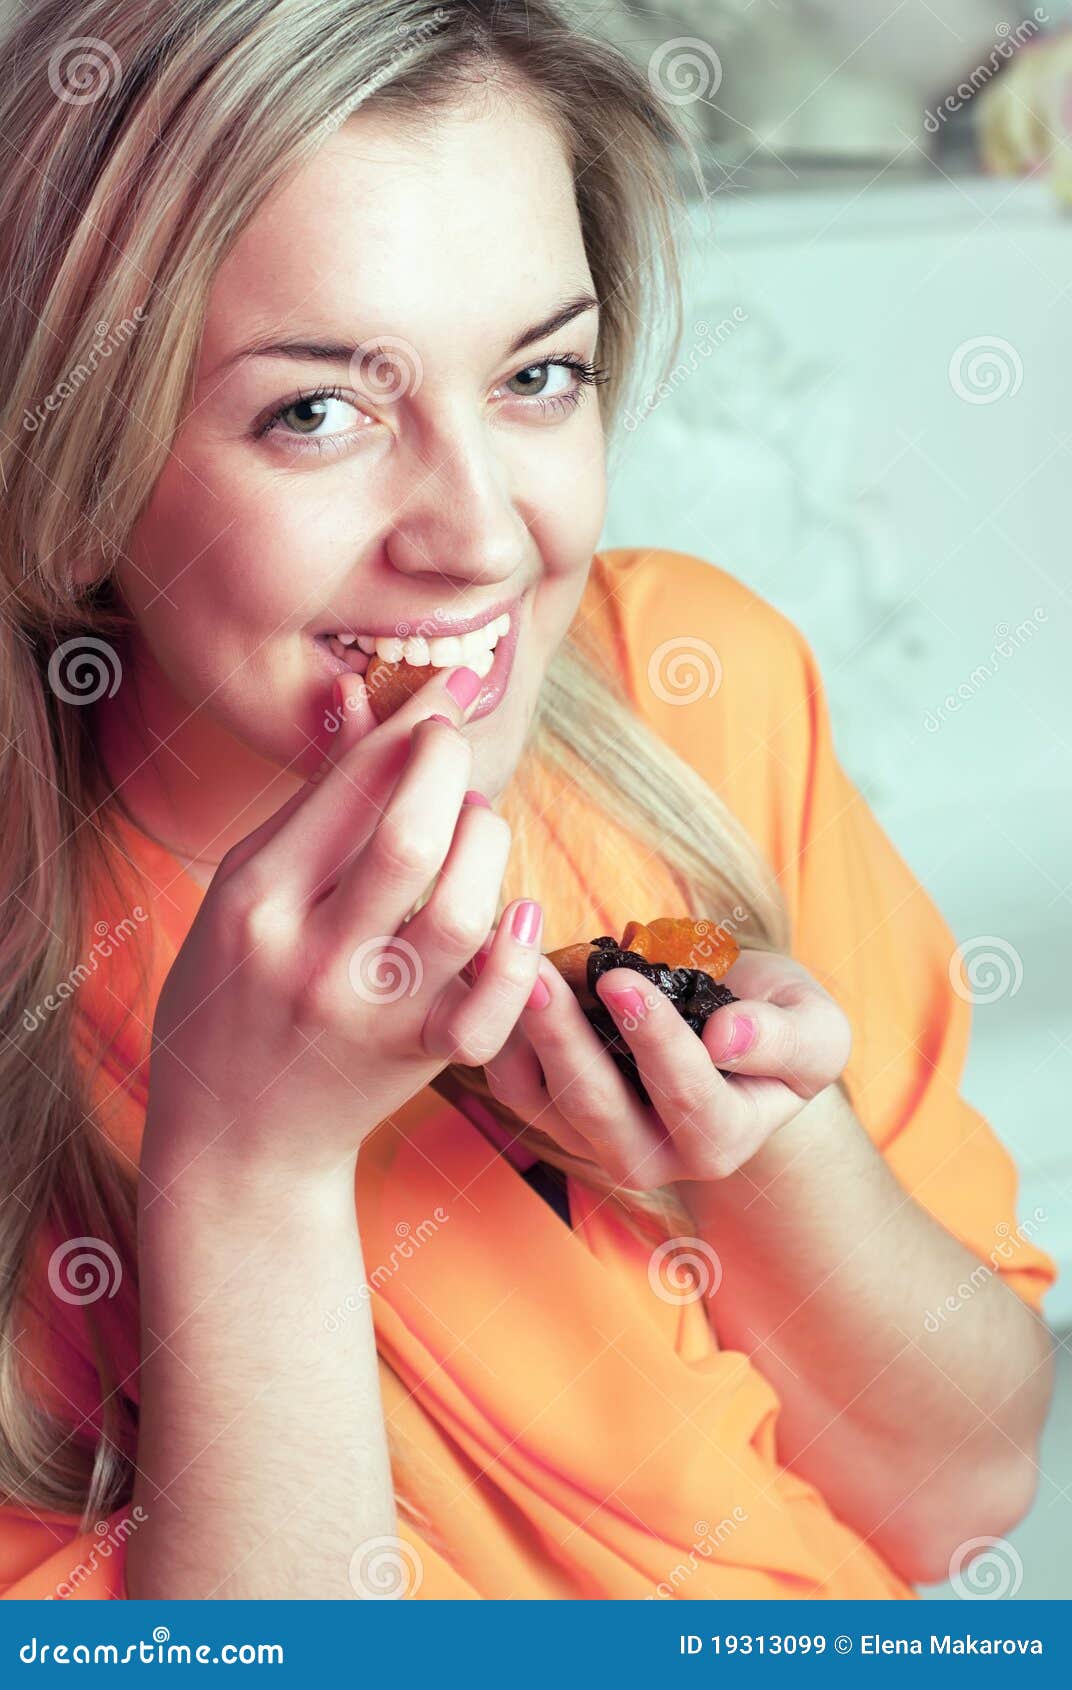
217, 292, 599, 375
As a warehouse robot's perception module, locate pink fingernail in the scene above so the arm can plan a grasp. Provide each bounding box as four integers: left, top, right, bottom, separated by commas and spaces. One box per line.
603, 985, 648, 1022
427, 713, 453, 727
723, 1014, 756, 1058
463, 789, 490, 807
446, 666, 482, 708
510, 899, 542, 946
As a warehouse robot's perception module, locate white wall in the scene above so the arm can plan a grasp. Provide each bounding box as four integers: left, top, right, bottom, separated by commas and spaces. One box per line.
600, 174, 1072, 1324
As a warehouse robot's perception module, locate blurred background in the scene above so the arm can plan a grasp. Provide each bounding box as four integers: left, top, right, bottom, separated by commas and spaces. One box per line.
583, 0, 1072, 1596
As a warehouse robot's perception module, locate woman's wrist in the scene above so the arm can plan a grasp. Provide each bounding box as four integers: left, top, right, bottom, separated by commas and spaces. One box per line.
139, 1099, 360, 1231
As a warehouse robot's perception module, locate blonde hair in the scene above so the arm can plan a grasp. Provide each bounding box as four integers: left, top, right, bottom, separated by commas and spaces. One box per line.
0, 0, 790, 1531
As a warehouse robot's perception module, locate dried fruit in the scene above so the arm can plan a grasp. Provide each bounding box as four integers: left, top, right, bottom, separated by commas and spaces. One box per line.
545, 919, 741, 1105
365, 654, 435, 723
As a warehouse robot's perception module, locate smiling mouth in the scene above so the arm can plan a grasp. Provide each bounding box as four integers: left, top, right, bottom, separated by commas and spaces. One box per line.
316, 607, 509, 681
312, 591, 527, 724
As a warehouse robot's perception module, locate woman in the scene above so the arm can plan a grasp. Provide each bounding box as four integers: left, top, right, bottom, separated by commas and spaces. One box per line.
0, 0, 1055, 1601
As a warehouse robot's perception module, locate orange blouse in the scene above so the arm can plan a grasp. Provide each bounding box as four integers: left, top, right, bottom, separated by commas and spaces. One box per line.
0, 547, 1055, 1600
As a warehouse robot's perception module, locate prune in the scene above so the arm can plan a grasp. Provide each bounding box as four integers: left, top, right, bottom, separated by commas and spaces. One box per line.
545, 919, 742, 1107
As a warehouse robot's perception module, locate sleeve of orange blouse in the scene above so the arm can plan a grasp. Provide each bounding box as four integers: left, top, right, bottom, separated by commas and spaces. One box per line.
0, 1503, 133, 1598
779, 614, 1056, 1316
596, 545, 1057, 1317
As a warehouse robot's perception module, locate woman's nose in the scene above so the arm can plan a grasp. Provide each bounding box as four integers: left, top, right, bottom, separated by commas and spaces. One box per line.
383, 428, 528, 589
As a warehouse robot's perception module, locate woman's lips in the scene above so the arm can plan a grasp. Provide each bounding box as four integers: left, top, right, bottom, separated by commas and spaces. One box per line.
311, 589, 526, 723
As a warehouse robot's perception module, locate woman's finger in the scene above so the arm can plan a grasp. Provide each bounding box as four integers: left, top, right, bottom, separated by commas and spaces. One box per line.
254, 661, 484, 900
699, 982, 851, 1100
482, 1031, 597, 1163
419, 895, 547, 1067
325, 712, 475, 935
212, 668, 375, 882
518, 961, 674, 1189
591, 964, 784, 1181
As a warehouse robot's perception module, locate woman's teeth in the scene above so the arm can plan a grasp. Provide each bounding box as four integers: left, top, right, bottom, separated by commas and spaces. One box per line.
325, 611, 509, 680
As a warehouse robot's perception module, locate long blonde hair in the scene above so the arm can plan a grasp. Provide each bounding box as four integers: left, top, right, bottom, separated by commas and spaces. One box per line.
0, 0, 790, 1530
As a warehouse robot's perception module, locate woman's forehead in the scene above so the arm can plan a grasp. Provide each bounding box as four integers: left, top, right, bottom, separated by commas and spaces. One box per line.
200, 95, 588, 379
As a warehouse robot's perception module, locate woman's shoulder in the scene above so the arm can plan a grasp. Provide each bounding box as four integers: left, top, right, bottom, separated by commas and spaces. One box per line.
577, 547, 819, 807
580, 545, 810, 705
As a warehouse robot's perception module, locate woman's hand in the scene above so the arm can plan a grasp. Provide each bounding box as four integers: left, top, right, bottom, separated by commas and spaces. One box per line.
144, 662, 546, 1186
477, 944, 852, 1190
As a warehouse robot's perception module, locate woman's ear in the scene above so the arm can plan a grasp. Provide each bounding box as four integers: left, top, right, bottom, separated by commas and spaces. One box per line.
68, 554, 104, 588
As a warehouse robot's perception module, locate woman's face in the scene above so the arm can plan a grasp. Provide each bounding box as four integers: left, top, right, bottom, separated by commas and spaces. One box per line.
119, 84, 607, 800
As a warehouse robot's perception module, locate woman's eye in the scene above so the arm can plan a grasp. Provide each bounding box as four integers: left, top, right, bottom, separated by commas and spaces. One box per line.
503, 362, 575, 401
257, 356, 605, 459
273, 391, 363, 440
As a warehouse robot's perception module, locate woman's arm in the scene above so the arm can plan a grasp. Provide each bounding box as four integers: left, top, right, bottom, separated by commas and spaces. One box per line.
126, 1127, 395, 1600
674, 1079, 1055, 1586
